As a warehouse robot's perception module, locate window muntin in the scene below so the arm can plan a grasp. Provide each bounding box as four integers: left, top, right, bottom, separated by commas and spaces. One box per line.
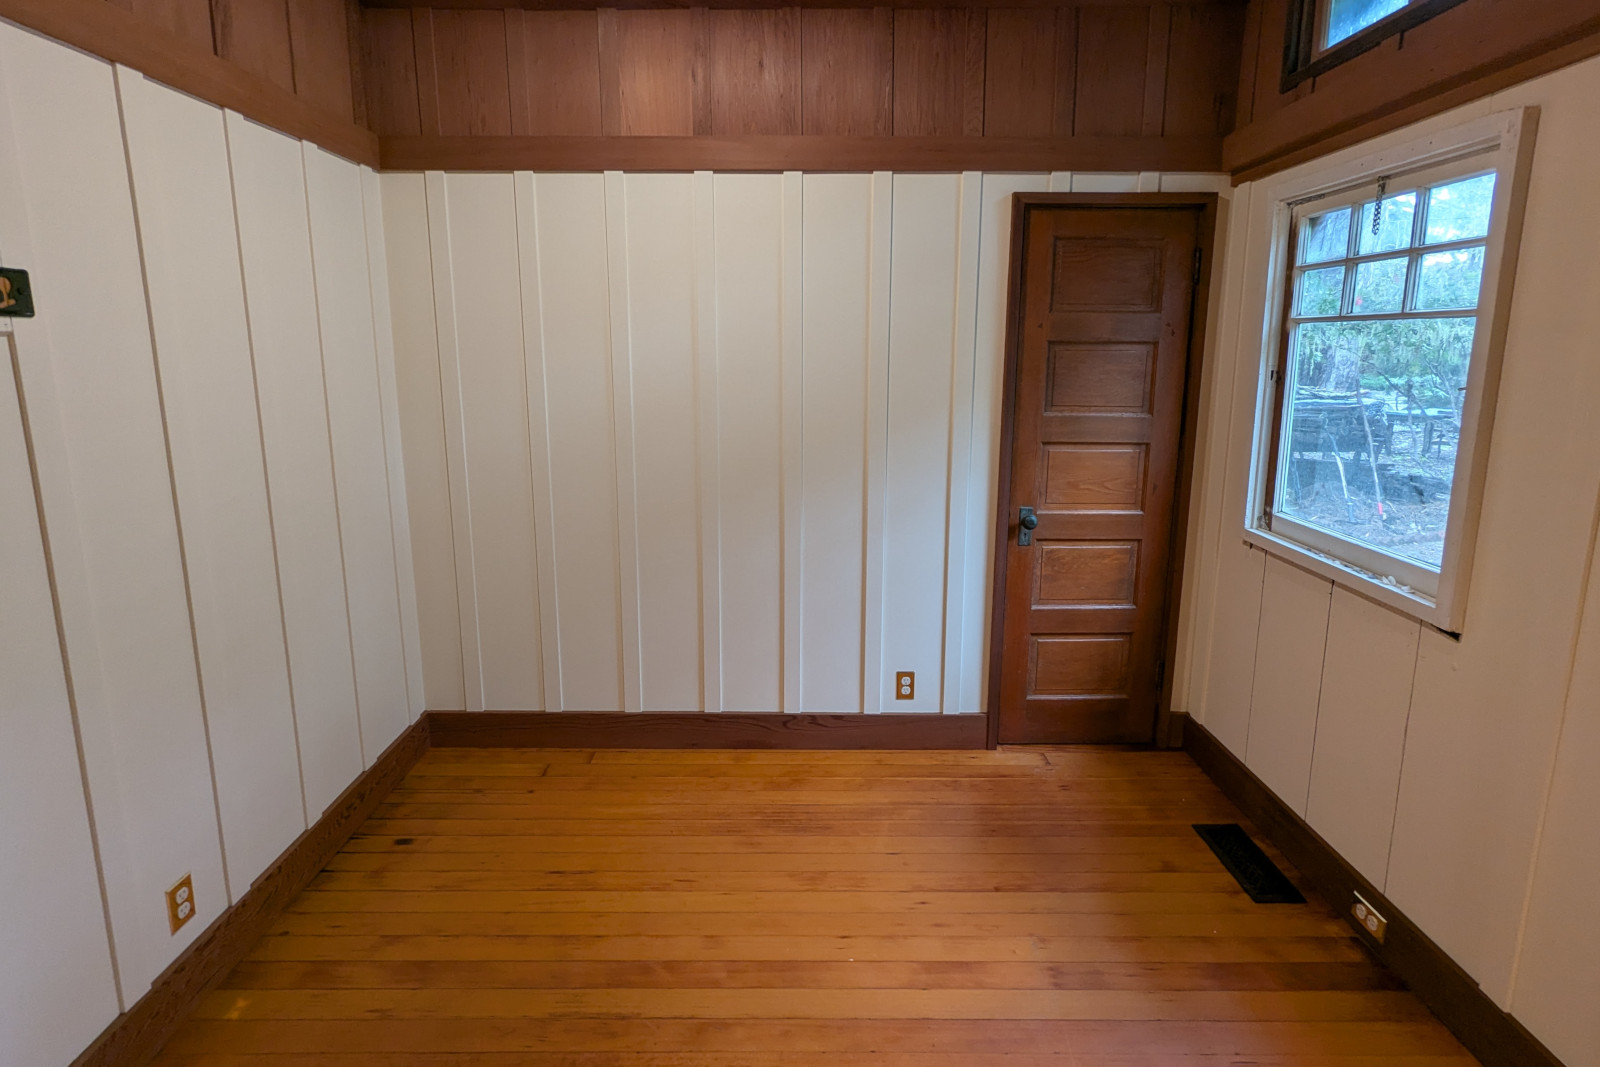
1269, 164, 1497, 596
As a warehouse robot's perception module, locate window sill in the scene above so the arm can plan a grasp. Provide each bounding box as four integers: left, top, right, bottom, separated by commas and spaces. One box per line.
1242, 525, 1455, 632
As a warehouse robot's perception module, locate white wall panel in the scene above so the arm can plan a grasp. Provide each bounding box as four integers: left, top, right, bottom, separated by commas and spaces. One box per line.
1244, 556, 1331, 814
798, 174, 872, 712
0, 25, 226, 994
1305, 587, 1419, 888
519, 172, 624, 711
1178, 51, 1600, 1054
939, 174, 983, 715
711, 174, 787, 712
382, 172, 465, 711
1513, 549, 1600, 1067
362, 167, 424, 722
434, 172, 544, 710
228, 114, 364, 815
0, 344, 121, 1066
305, 146, 412, 759
119, 71, 304, 887
616, 173, 703, 710
880, 173, 962, 712
960, 174, 1051, 713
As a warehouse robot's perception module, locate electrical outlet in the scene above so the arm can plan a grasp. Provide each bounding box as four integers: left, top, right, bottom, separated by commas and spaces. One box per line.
166, 874, 196, 935
894, 671, 915, 700
1352, 891, 1388, 943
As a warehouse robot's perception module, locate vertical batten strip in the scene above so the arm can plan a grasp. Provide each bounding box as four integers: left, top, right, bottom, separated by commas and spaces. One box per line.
604, 171, 644, 714
422, 171, 484, 713
941, 171, 984, 714
781, 170, 805, 713
513, 172, 565, 714
693, 170, 723, 712
1048, 171, 1072, 192
360, 166, 424, 721
861, 170, 893, 714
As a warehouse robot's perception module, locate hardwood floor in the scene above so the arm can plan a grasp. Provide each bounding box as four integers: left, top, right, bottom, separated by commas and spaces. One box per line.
152, 746, 1478, 1065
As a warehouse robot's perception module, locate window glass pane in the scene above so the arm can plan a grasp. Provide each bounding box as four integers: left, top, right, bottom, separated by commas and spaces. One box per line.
1425, 174, 1496, 244
1351, 256, 1407, 315
1297, 266, 1345, 317
1276, 316, 1477, 571
1300, 207, 1351, 265
1325, 0, 1409, 48
1415, 247, 1486, 311
1356, 191, 1416, 255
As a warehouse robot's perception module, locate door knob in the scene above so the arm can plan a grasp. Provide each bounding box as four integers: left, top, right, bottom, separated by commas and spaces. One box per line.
1018, 506, 1038, 546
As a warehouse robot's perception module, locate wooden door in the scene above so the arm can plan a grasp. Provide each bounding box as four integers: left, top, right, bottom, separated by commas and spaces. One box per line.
996, 202, 1202, 744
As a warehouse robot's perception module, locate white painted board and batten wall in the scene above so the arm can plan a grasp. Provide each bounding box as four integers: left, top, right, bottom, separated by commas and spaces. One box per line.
0, 21, 419, 1065
1177, 52, 1600, 1067
385, 168, 1232, 716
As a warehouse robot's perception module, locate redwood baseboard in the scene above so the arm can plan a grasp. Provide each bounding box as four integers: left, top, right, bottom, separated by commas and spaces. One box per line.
1178, 713, 1566, 1067
427, 711, 989, 750
69, 717, 430, 1067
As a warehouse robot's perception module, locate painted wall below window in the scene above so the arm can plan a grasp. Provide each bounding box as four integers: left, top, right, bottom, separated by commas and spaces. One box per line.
1181, 50, 1600, 1067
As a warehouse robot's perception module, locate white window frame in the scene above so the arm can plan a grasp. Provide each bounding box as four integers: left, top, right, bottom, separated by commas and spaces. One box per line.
1243, 109, 1538, 632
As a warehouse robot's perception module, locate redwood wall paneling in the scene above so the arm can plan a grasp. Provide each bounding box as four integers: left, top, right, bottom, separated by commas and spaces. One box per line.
364, 6, 423, 134
214, 0, 297, 93
1226, 0, 1600, 176
124, 0, 215, 52
891, 8, 985, 136
599, 8, 698, 135
1163, 1, 1244, 137
429, 8, 513, 134
289, 0, 357, 120
799, 8, 892, 135
708, 8, 801, 135
982, 8, 1059, 136
514, 10, 603, 135
359, 3, 1241, 169
1073, 4, 1150, 136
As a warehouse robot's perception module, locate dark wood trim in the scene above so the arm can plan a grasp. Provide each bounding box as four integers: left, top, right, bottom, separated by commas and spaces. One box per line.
68, 718, 429, 1067
1280, 0, 1471, 92
1226, 6, 1600, 181
1179, 713, 1568, 1067
428, 711, 989, 749
986, 193, 1219, 750
362, 0, 1235, 9
0, 0, 379, 167
378, 133, 1224, 172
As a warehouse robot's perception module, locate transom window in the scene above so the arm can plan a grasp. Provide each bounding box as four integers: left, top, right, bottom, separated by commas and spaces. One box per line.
1283, 0, 1468, 89
1246, 110, 1535, 631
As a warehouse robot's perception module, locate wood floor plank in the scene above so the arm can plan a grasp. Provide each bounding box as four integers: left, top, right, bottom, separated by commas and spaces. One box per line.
261, 906, 1349, 936
148, 747, 1477, 1066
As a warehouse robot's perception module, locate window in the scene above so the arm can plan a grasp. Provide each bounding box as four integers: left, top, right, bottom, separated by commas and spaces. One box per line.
1246, 111, 1536, 630
1283, 0, 1469, 90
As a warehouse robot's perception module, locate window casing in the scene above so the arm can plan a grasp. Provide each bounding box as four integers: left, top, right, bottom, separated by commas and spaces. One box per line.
1245, 110, 1537, 631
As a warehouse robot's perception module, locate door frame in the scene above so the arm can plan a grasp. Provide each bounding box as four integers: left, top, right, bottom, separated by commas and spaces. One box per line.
985, 192, 1221, 750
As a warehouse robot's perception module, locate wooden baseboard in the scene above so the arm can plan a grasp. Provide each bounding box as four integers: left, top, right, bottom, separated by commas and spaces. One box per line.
1178, 713, 1566, 1067
427, 711, 989, 750
69, 717, 430, 1067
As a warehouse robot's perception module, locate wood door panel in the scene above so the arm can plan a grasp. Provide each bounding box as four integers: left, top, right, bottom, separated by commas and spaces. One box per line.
1042, 445, 1146, 512
1050, 237, 1164, 312
1034, 542, 1139, 607
998, 202, 1201, 744
1030, 635, 1132, 695
1046, 344, 1155, 415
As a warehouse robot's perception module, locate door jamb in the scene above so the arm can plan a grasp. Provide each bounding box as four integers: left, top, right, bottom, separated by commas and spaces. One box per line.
984, 192, 1221, 750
